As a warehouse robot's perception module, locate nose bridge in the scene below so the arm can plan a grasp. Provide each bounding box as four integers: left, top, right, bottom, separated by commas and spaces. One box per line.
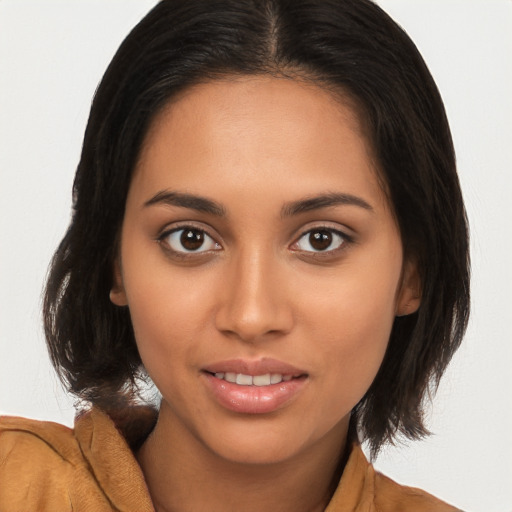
215, 244, 292, 342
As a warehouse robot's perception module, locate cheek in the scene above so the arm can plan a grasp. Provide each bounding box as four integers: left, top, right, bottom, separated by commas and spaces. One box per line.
127, 284, 203, 406
121, 258, 213, 371
302, 264, 400, 403
316, 300, 393, 382
308, 306, 393, 428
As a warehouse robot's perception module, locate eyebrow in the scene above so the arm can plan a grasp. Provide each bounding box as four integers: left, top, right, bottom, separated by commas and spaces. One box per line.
281, 192, 373, 217
144, 190, 226, 216
144, 190, 373, 217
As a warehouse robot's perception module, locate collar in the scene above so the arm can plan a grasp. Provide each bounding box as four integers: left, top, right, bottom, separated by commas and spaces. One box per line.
74, 406, 374, 512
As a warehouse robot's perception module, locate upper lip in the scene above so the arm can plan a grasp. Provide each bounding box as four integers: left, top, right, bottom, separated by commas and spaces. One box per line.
202, 357, 307, 377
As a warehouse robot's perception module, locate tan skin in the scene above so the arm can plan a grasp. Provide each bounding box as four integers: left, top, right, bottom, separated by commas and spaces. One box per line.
110, 76, 420, 512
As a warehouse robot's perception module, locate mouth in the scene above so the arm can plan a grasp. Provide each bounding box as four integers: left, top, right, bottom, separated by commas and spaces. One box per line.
202, 357, 307, 380
201, 358, 309, 414
205, 371, 303, 386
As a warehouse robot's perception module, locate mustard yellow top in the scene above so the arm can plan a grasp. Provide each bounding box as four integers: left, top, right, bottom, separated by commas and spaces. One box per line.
0, 408, 461, 511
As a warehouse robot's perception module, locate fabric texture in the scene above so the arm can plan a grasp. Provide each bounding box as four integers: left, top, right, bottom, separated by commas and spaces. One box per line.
0, 408, 460, 511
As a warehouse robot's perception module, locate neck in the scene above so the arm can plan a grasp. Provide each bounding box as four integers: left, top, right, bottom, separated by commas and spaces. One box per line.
136, 402, 350, 512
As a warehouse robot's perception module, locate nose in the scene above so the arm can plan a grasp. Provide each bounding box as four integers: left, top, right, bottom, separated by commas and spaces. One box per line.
214, 249, 294, 343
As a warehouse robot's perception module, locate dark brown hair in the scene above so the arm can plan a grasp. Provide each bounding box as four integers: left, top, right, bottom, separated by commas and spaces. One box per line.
44, 0, 470, 456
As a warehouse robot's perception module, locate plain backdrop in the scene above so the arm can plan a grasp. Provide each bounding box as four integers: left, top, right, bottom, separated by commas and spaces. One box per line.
1, 1, 511, 511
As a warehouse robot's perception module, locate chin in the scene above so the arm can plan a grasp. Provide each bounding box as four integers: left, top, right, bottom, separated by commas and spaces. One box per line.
208, 435, 304, 466
197, 414, 340, 467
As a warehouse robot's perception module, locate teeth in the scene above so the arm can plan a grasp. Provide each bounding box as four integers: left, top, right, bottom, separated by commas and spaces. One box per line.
252, 374, 271, 386
225, 372, 237, 383
213, 372, 295, 386
270, 373, 282, 384
236, 373, 253, 385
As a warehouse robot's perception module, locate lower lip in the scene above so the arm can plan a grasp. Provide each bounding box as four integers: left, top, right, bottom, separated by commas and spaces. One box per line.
202, 373, 308, 414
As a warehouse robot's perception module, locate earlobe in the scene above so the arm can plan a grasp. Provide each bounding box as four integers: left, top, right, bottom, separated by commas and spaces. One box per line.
396, 259, 421, 317
110, 258, 128, 306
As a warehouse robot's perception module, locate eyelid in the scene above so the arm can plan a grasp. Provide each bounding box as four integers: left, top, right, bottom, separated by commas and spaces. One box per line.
156, 221, 222, 256
155, 220, 353, 259
290, 223, 354, 255
291, 221, 355, 242
157, 220, 219, 239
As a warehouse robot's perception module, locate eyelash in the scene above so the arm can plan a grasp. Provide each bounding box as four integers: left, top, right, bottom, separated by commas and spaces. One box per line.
157, 224, 220, 258
157, 224, 353, 260
292, 226, 353, 258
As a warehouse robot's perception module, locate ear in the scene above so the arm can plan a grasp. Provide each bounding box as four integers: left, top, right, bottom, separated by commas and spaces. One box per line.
395, 258, 421, 317
109, 257, 128, 306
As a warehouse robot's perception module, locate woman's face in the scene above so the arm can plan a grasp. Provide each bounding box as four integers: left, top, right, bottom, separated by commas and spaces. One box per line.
111, 77, 419, 465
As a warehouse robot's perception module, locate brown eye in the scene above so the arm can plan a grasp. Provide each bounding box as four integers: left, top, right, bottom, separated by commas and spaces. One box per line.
309, 230, 332, 251
295, 228, 345, 253
181, 229, 204, 251
164, 228, 219, 253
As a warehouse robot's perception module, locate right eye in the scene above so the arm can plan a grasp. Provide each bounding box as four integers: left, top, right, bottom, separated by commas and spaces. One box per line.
160, 227, 220, 254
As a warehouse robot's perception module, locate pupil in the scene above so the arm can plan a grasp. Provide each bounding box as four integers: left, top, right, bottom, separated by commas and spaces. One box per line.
309, 230, 332, 251
181, 229, 204, 251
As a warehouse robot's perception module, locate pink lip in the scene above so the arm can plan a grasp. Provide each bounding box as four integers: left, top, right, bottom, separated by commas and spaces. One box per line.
202, 357, 307, 377
201, 358, 308, 414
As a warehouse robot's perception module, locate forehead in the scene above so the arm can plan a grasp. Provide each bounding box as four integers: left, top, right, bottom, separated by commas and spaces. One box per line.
143, 76, 368, 155
131, 76, 386, 212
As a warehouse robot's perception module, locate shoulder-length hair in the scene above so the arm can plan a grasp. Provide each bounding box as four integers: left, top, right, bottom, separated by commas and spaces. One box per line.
44, 0, 470, 456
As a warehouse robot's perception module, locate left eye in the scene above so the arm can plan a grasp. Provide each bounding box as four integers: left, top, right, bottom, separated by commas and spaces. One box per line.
163, 228, 219, 253
295, 229, 346, 252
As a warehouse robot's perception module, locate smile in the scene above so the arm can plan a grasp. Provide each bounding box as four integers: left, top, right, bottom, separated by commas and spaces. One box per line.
202, 359, 309, 414
212, 372, 294, 386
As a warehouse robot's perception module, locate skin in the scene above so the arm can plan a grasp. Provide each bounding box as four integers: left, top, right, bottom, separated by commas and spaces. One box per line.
110, 76, 420, 512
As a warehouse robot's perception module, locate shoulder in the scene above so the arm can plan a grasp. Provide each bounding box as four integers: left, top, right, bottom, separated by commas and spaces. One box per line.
0, 411, 135, 511
327, 442, 462, 512
373, 469, 462, 512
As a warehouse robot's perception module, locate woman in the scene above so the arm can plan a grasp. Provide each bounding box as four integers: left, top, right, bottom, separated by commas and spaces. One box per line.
0, 0, 469, 510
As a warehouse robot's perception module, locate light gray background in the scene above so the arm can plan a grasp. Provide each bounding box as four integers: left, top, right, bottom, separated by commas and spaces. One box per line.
1, 1, 511, 511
